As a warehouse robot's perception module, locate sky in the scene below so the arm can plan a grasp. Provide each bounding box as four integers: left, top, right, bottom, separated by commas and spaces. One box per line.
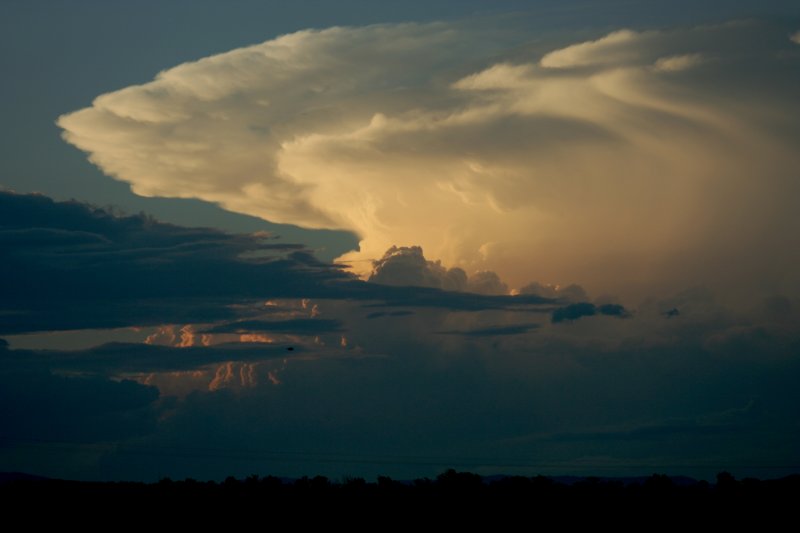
1, 1, 800, 482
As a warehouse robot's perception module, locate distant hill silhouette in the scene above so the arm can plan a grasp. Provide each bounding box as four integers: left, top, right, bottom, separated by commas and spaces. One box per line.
0, 472, 50, 484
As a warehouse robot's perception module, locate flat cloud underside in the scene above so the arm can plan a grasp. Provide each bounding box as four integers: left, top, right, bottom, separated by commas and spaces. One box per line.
0, 192, 571, 335
1, 341, 307, 374
58, 19, 800, 299
0, 192, 347, 333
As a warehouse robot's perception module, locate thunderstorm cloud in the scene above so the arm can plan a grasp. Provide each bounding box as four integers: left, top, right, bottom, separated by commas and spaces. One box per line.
58, 19, 800, 301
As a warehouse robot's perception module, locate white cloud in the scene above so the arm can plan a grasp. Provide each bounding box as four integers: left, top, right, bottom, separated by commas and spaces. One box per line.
540, 29, 639, 68
653, 53, 705, 72
59, 20, 800, 301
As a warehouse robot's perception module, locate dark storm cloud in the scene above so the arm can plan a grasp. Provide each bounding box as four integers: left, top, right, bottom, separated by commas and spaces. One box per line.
0, 192, 563, 335
3, 267, 800, 481
81, 317, 800, 481
368, 245, 516, 295
0, 300, 243, 336
551, 302, 628, 323
547, 400, 766, 443
0, 227, 111, 247
365, 310, 416, 319
201, 318, 344, 335
0, 370, 159, 444
5, 194, 799, 482
355, 283, 556, 311
0, 191, 351, 334
518, 282, 588, 303
437, 323, 539, 337
1, 341, 302, 375
368, 245, 468, 292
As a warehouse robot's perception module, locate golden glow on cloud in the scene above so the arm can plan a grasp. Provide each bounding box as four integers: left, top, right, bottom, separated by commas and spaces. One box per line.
652, 53, 705, 72
134, 361, 266, 396
142, 324, 282, 347
539, 29, 639, 68
58, 21, 800, 298
209, 362, 258, 391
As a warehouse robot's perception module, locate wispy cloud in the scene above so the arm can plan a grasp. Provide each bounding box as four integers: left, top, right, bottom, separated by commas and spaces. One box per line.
652, 53, 705, 72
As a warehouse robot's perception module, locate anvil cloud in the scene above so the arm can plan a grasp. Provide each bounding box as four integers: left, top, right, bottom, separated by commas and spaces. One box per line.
58, 19, 800, 300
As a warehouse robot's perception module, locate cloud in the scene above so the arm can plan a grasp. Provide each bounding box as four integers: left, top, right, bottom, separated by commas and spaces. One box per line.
467, 271, 509, 296
4, 240, 800, 481
8, 16, 800, 481
55, 297, 800, 481
0, 191, 350, 334
368, 245, 468, 291
547, 400, 766, 442
0, 370, 159, 443
0, 191, 564, 341
551, 302, 628, 323
365, 310, 415, 319
4, 341, 305, 375
540, 29, 639, 68
201, 318, 344, 335
518, 282, 587, 302
368, 245, 509, 294
437, 323, 539, 337
653, 53, 705, 72
791, 31, 800, 44
57, 20, 800, 301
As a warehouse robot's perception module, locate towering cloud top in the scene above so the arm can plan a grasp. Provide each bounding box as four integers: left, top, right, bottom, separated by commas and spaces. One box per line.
59, 19, 800, 299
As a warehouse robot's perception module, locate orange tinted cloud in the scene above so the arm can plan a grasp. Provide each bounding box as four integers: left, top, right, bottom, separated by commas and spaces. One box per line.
59, 20, 800, 300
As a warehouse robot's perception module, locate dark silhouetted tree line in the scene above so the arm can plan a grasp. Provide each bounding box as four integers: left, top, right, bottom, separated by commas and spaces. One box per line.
2, 469, 798, 521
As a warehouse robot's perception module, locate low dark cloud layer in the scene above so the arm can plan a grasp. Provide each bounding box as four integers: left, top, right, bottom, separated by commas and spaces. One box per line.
551, 303, 629, 323
437, 323, 539, 337
0, 369, 159, 444
2, 192, 799, 483
1, 341, 302, 375
0, 191, 351, 334
0, 192, 563, 335
202, 318, 344, 336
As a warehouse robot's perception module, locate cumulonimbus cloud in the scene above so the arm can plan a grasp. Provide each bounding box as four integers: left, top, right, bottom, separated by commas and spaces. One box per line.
58, 19, 800, 300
